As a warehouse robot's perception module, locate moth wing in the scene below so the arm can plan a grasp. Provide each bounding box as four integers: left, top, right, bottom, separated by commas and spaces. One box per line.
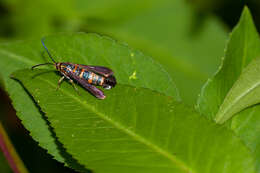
68, 73, 106, 99
81, 82, 106, 99
77, 64, 113, 77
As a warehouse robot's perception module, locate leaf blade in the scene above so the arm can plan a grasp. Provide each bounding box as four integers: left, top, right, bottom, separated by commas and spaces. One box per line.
12, 69, 256, 173
0, 33, 180, 166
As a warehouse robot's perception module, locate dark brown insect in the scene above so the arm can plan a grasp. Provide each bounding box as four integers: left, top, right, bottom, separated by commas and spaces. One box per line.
32, 39, 116, 99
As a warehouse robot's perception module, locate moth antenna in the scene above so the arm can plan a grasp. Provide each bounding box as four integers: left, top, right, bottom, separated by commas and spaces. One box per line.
31, 63, 54, 70
41, 38, 56, 63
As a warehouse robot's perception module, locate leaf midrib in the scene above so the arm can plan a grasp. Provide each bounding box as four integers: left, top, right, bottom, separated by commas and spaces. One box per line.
37, 76, 194, 173
217, 80, 260, 121
240, 19, 248, 70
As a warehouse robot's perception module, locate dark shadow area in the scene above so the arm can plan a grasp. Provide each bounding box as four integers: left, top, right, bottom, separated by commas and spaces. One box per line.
31, 69, 55, 79
213, 1, 244, 30
195, 1, 260, 32
0, 3, 14, 38
188, 10, 209, 38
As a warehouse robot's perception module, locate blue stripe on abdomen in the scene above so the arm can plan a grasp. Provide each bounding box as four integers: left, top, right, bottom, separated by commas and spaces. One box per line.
83, 71, 90, 80
97, 76, 103, 85
74, 67, 80, 75
93, 74, 98, 84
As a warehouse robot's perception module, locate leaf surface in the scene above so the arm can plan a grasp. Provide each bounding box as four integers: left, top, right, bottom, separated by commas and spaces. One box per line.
12, 69, 256, 173
0, 33, 179, 166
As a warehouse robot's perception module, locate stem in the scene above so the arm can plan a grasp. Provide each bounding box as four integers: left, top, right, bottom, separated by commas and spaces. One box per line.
0, 122, 29, 173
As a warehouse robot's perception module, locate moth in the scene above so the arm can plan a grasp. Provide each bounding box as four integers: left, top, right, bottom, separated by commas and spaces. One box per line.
32, 39, 116, 99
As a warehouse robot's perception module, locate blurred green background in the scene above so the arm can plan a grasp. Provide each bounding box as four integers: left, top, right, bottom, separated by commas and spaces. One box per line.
0, 0, 260, 172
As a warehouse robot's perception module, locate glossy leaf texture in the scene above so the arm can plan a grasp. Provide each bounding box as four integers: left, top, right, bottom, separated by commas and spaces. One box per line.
85, 0, 227, 104
197, 7, 260, 171
215, 57, 260, 123
0, 33, 180, 166
12, 69, 256, 173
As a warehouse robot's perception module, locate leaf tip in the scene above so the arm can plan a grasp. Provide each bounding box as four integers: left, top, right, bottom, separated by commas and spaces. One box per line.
240, 6, 253, 23
214, 115, 224, 124
242, 6, 250, 15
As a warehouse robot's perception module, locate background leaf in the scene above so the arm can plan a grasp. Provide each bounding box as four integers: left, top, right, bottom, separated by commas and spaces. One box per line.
197, 7, 260, 119
215, 57, 260, 123
197, 7, 260, 171
0, 33, 180, 166
0, 0, 171, 40
75, 0, 167, 21
85, 0, 228, 104
12, 68, 256, 173
0, 0, 77, 39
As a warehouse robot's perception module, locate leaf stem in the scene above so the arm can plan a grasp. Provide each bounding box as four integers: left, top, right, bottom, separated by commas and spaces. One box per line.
0, 121, 29, 173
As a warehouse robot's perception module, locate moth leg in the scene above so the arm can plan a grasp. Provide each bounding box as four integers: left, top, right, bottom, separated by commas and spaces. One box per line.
56, 76, 65, 91
69, 79, 79, 95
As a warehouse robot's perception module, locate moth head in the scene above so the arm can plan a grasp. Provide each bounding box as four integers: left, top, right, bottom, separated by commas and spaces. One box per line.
103, 75, 116, 90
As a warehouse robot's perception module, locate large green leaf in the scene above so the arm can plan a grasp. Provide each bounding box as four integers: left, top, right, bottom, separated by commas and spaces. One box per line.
0, 33, 179, 166
85, 0, 227, 104
12, 68, 256, 173
197, 7, 260, 171
215, 57, 260, 123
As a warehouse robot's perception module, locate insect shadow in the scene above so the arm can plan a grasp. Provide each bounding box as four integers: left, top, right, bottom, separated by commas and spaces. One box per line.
31, 69, 55, 79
